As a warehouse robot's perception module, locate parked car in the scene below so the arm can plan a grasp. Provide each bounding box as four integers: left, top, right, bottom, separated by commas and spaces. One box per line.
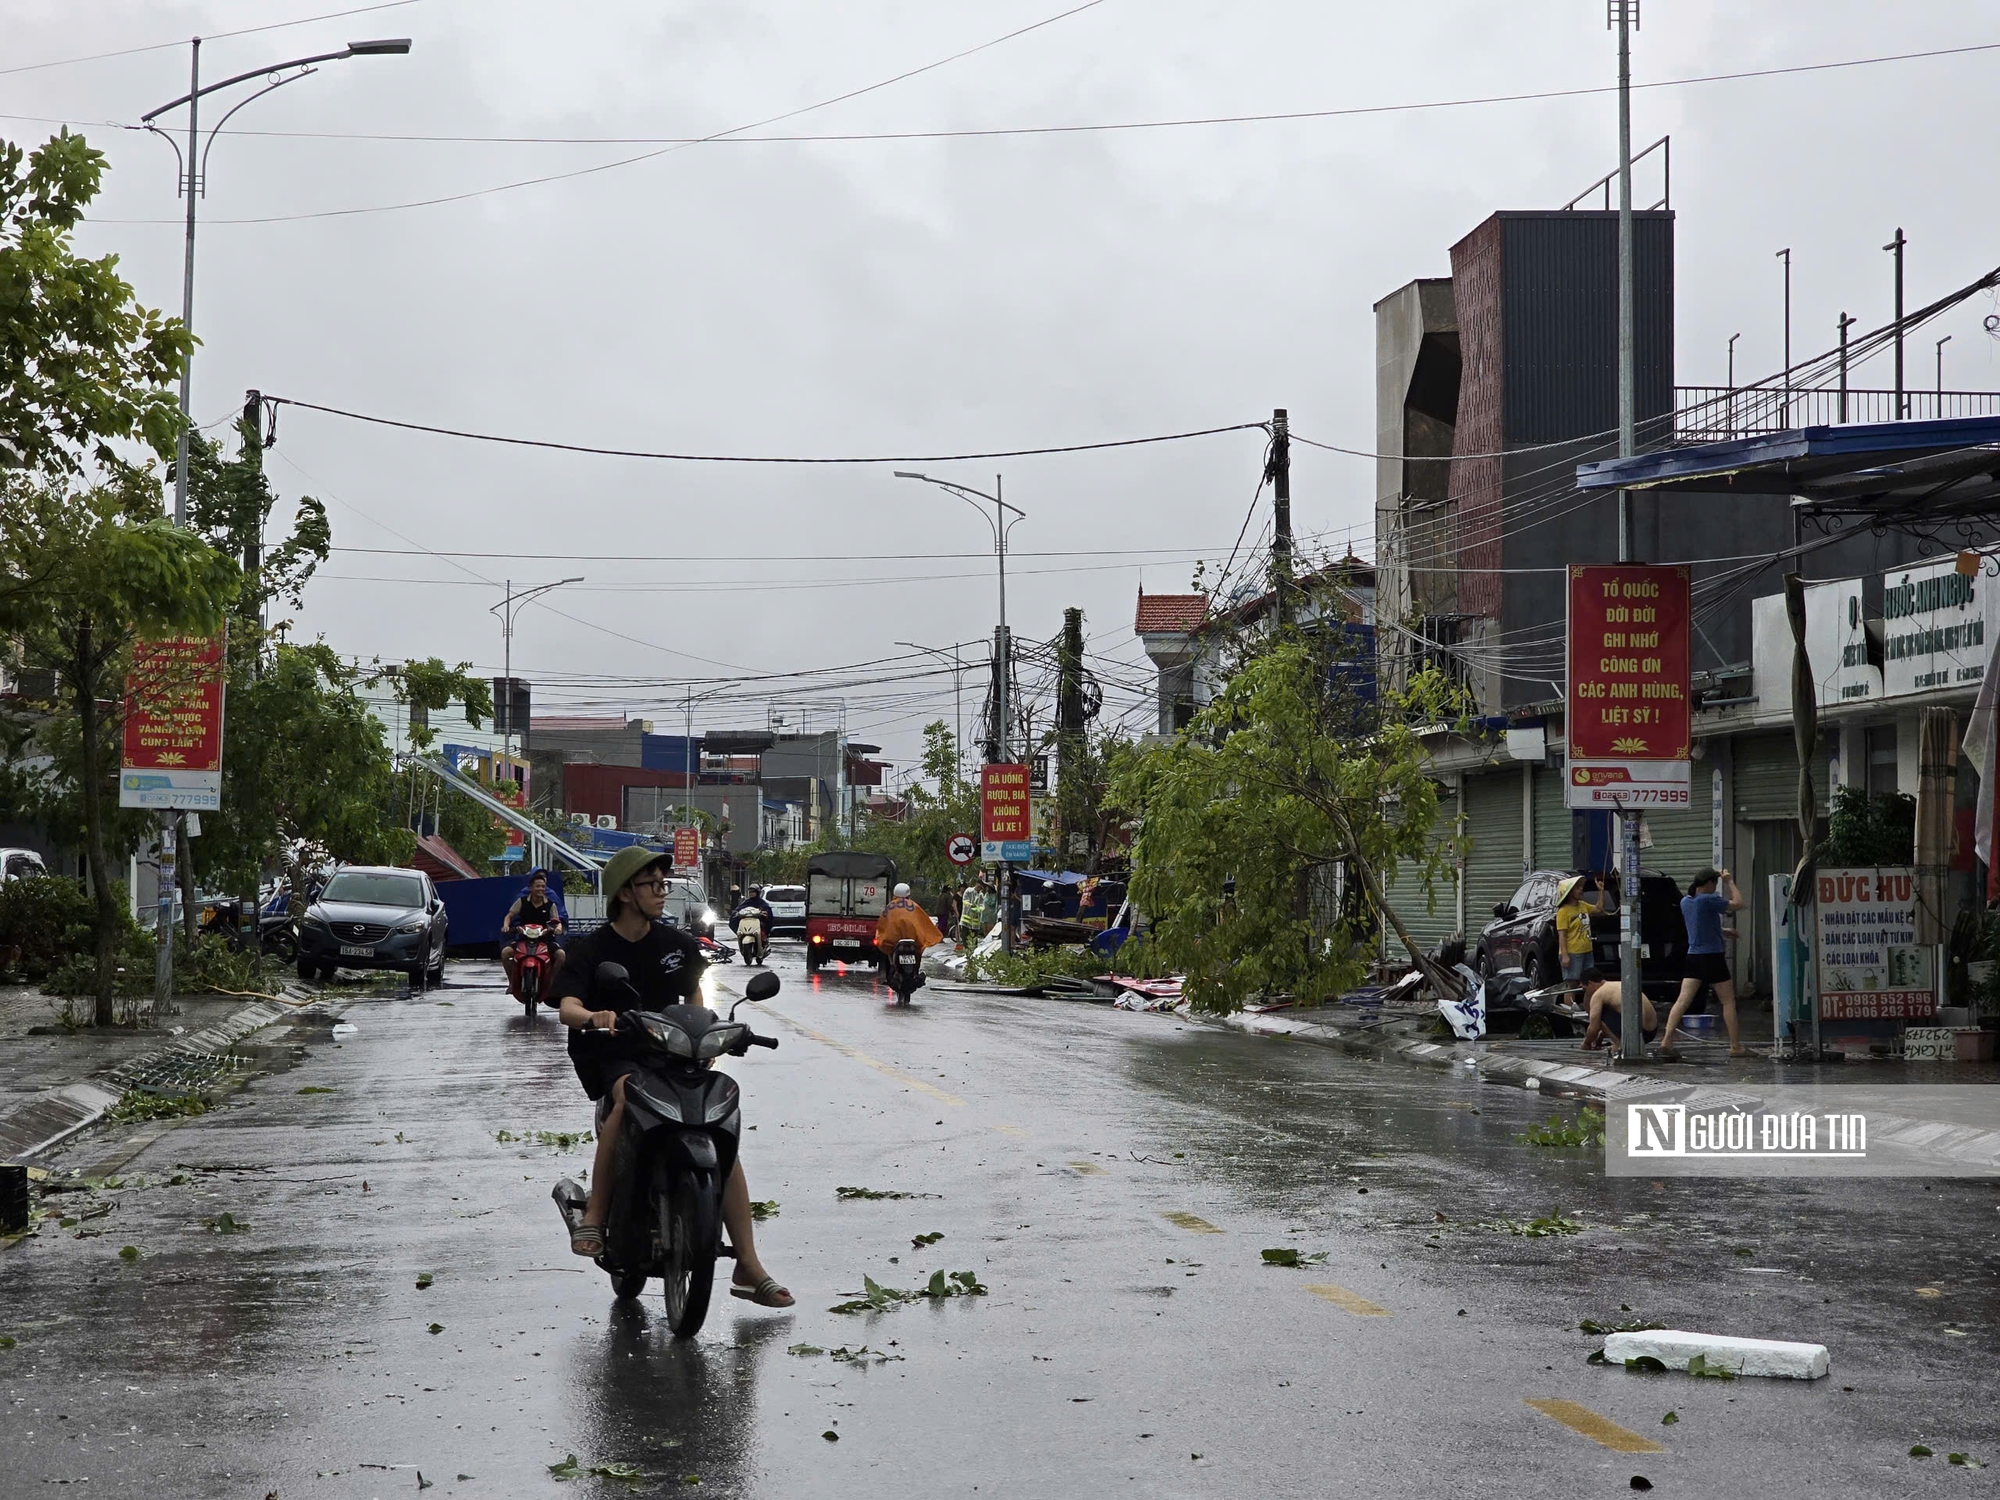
1475, 868, 1686, 998
761, 884, 806, 938
0, 848, 49, 882
296, 865, 448, 986
660, 876, 718, 937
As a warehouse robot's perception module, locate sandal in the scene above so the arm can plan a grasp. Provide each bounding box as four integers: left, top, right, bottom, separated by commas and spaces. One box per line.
570, 1222, 605, 1257
730, 1275, 794, 1308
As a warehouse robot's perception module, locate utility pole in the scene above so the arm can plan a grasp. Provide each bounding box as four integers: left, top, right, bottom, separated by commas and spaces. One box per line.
1838, 312, 1856, 422
1936, 334, 1952, 407
1268, 409, 1293, 627
1884, 227, 1907, 417
1612, 0, 1644, 1063
1776, 248, 1792, 428
1056, 608, 1085, 861
1726, 332, 1739, 435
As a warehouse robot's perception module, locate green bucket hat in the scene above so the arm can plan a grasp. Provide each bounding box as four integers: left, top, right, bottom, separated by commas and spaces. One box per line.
602, 844, 670, 901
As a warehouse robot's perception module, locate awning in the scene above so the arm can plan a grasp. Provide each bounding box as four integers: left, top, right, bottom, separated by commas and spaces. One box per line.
1576, 414, 2000, 524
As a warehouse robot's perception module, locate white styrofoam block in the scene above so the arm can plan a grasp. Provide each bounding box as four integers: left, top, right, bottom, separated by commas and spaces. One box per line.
1603, 1329, 1830, 1380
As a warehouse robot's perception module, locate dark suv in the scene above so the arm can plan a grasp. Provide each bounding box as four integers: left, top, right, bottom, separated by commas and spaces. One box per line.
1475, 869, 1686, 997
296, 865, 448, 986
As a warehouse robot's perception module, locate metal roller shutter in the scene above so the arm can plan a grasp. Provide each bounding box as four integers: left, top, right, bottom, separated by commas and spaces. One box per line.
1462, 769, 1524, 930
1388, 788, 1459, 951
1640, 763, 1712, 888
1732, 731, 1834, 823
1533, 765, 1573, 871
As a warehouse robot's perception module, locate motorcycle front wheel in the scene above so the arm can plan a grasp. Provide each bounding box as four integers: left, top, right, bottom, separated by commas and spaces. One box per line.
660, 1170, 719, 1339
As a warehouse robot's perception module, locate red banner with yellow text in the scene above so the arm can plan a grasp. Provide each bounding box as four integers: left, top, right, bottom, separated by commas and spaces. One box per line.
119, 634, 226, 810
1566, 565, 1691, 810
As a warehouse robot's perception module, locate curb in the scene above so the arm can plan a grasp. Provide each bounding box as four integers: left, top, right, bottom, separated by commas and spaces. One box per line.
0, 984, 324, 1165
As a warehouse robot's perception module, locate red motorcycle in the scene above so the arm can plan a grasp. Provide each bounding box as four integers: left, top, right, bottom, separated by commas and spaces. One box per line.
513, 923, 555, 1016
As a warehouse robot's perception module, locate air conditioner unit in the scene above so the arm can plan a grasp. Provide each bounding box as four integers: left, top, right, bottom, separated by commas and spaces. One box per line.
595, 815, 617, 829
569, 812, 590, 826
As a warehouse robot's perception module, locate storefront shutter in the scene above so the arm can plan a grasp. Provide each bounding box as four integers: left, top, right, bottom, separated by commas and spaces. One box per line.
1388, 787, 1459, 952
1533, 765, 1573, 872
1461, 768, 1525, 931
1732, 731, 1835, 823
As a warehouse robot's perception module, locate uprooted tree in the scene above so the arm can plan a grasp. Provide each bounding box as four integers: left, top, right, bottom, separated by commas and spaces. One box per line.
1114, 635, 1467, 1014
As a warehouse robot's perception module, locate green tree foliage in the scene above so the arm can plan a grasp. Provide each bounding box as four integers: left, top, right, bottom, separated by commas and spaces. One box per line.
0, 133, 190, 475
1114, 639, 1463, 1014
1820, 786, 1917, 867
0, 474, 239, 1021
197, 642, 414, 895
849, 723, 979, 900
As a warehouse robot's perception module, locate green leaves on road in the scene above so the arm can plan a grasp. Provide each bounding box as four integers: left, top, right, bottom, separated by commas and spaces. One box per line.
496, 1128, 592, 1150
1661, 1410, 1679, 1426
750, 1200, 780, 1221
548, 1454, 641, 1482
106, 1092, 209, 1124
1520, 1109, 1606, 1148
830, 1270, 987, 1315
836, 1186, 940, 1201
428, 1323, 445, 1335
415, 1273, 434, 1290
1685, 1354, 1737, 1381
118, 1245, 139, 1260
911, 1231, 943, 1248
297, 1086, 337, 1095
1580, 1317, 1666, 1335
203, 1213, 250, 1235
1498, 1212, 1584, 1238
1260, 1248, 1330, 1268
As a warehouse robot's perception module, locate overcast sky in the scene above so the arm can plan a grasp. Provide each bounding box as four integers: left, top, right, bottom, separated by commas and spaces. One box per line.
10, 0, 2000, 775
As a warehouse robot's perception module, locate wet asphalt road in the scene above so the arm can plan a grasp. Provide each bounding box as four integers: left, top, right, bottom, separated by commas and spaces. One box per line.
3, 946, 1998, 1498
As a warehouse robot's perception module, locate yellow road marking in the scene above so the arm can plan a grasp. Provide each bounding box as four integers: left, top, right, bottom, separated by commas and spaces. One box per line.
1067, 1161, 1108, 1175
1162, 1212, 1223, 1234
767, 1011, 966, 1107
1525, 1399, 1666, 1454
993, 1124, 1027, 1138
1303, 1283, 1390, 1317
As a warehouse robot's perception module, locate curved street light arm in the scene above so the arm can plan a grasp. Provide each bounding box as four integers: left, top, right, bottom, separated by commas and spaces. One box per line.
199, 69, 316, 184
141, 41, 409, 123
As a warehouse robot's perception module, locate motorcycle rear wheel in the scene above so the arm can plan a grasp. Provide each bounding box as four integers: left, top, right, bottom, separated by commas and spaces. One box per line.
661, 1171, 719, 1339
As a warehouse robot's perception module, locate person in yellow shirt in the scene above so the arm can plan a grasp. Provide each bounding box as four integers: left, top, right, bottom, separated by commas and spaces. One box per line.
1554, 873, 1609, 990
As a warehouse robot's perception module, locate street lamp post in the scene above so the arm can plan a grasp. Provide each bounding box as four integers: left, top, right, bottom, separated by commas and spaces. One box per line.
1936, 334, 1953, 410
489, 576, 583, 768
143, 36, 412, 525
140, 34, 410, 1015
894, 473, 1026, 951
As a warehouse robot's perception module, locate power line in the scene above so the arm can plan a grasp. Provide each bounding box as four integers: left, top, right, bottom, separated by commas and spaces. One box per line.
0, 0, 424, 78
265, 396, 1265, 464
328, 542, 1241, 563
87, 0, 1107, 226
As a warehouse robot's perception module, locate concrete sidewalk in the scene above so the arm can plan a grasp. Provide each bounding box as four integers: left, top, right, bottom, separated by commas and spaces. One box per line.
0, 980, 316, 1164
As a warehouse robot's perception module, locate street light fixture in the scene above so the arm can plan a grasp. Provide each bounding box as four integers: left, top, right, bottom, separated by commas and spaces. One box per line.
489, 577, 584, 769
142, 36, 413, 526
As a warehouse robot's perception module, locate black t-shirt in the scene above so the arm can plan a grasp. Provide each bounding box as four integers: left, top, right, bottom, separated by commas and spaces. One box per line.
510, 895, 560, 935
555, 920, 708, 1096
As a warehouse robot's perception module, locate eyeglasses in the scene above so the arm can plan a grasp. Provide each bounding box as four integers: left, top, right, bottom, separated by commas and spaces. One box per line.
628, 878, 668, 894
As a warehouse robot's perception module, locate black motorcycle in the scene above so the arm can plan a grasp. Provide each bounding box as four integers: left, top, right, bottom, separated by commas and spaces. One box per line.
552, 967, 780, 1337
887, 937, 923, 1005
198, 896, 298, 963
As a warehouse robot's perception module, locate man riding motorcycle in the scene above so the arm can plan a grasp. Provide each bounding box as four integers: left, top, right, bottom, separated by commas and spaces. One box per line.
874, 883, 943, 962
501, 868, 566, 995
554, 845, 791, 1307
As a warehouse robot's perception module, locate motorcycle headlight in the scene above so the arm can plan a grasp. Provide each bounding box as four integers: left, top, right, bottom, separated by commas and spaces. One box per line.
640, 1015, 695, 1058
700, 907, 717, 926
696, 1024, 746, 1060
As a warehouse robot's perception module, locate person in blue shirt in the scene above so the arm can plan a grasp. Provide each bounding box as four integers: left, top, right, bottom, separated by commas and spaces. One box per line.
1661, 867, 1747, 1058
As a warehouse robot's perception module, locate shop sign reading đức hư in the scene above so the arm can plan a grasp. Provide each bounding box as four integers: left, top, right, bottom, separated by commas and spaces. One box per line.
1566, 565, 1691, 810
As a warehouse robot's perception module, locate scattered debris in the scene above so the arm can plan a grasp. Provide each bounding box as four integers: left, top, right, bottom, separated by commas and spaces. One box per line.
547, 1455, 641, 1481
296, 1086, 337, 1095
118, 1245, 139, 1261
1520, 1109, 1606, 1148
1911, 1445, 1934, 1458
822, 1431, 839, 1443
911, 1232, 943, 1248
787, 1344, 825, 1357
1581, 1317, 1667, 1335
836, 1186, 940, 1201
496, 1128, 592, 1150
1630, 1478, 1653, 1492
106, 1092, 209, 1124
750, 1200, 780, 1221
415, 1273, 434, 1290
203, 1213, 250, 1235
830, 1345, 904, 1363
1494, 1212, 1584, 1238
427, 1323, 445, 1335
829, 1270, 987, 1315
1661, 1411, 1678, 1426
1261, 1248, 1330, 1268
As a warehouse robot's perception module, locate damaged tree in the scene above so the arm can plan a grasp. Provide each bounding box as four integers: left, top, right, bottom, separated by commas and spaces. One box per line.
1115, 634, 1467, 1013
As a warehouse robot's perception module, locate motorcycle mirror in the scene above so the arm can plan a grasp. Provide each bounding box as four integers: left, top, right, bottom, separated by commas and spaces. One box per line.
595, 962, 631, 987
743, 972, 779, 1002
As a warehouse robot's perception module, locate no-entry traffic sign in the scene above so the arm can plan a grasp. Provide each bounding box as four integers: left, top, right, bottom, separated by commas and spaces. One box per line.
946, 833, 976, 865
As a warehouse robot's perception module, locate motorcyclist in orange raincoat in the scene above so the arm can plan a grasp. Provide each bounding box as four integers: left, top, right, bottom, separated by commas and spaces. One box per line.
874, 883, 944, 958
